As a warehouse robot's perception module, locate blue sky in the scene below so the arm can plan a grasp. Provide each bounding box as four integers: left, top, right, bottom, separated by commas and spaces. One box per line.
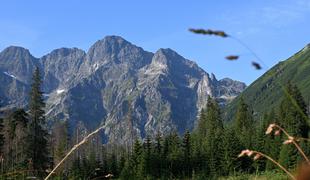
1, 0, 310, 85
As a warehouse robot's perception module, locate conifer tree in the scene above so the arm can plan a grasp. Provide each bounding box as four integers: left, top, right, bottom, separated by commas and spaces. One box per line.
197, 108, 207, 139
108, 152, 118, 176
182, 130, 191, 177
5, 109, 28, 171
143, 135, 152, 176
204, 97, 224, 177
0, 105, 4, 172
254, 112, 270, 171
25, 67, 50, 176
191, 132, 206, 175
234, 97, 254, 148
279, 83, 309, 168
233, 97, 254, 172
264, 109, 281, 170
223, 126, 243, 175
166, 132, 182, 177
154, 132, 162, 177
131, 139, 143, 178
52, 120, 70, 175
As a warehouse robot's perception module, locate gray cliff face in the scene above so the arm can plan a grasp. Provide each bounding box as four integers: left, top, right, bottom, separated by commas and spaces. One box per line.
41, 48, 86, 92
0, 36, 246, 143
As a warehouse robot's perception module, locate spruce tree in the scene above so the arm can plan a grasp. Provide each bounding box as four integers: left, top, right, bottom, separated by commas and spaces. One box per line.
25, 67, 50, 176
234, 97, 254, 148
279, 83, 309, 169
197, 108, 207, 139
263, 109, 281, 171
6, 109, 29, 171
0, 105, 4, 172
204, 97, 224, 177
182, 130, 191, 177
154, 132, 162, 178
223, 126, 243, 175
52, 121, 70, 174
143, 135, 152, 176
0, 111, 4, 156
131, 139, 143, 178
233, 97, 254, 172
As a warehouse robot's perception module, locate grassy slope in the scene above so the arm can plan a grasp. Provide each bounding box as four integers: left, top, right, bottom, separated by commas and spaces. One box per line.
219, 171, 288, 180
224, 44, 310, 121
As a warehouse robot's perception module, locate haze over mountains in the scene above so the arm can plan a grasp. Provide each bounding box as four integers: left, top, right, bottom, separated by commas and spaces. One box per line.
0, 36, 246, 143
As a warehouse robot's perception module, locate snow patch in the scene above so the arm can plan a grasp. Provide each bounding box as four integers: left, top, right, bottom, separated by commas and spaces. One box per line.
93, 63, 100, 71
45, 108, 53, 116
219, 95, 236, 100
3, 72, 17, 79
43, 93, 50, 97
56, 89, 66, 94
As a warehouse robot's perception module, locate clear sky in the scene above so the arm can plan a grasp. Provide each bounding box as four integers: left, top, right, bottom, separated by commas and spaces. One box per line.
0, 0, 310, 85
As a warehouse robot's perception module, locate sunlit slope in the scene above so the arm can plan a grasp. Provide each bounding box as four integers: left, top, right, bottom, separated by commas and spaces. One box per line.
225, 44, 310, 120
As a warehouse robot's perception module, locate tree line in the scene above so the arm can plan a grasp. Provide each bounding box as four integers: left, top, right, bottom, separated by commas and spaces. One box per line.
0, 68, 309, 179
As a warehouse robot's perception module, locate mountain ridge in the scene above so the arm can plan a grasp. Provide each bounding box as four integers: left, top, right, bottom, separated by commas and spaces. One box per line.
0, 35, 246, 143
224, 43, 310, 121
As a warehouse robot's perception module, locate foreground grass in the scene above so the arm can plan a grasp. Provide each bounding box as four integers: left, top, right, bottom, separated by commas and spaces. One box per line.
219, 171, 289, 180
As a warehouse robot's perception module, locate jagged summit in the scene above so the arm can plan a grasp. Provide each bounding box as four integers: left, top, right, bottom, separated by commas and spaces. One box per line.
0, 46, 34, 60
45, 47, 85, 58
87, 35, 138, 54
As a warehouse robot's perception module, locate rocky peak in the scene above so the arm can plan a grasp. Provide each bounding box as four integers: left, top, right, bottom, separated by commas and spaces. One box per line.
43, 47, 85, 59
40, 48, 86, 92
0, 46, 39, 84
0, 46, 33, 59
152, 48, 185, 65
219, 78, 246, 88
87, 36, 136, 61
210, 73, 217, 82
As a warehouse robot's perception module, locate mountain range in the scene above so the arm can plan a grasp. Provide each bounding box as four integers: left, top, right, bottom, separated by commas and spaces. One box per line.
0, 36, 246, 143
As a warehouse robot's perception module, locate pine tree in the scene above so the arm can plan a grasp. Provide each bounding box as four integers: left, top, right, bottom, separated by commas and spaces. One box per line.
234, 97, 254, 148
279, 83, 309, 169
204, 97, 224, 177
223, 126, 243, 175
166, 132, 182, 178
233, 97, 254, 173
25, 67, 50, 176
143, 135, 152, 176
5, 109, 29, 171
109, 152, 118, 176
0, 105, 4, 173
130, 139, 143, 178
182, 130, 191, 177
197, 108, 207, 139
253, 112, 271, 172
154, 132, 162, 178
0, 114, 4, 156
52, 121, 70, 175
191, 132, 207, 176
263, 109, 282, 171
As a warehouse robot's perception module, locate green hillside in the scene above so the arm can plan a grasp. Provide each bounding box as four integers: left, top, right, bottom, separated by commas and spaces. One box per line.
224, 44, 310, 121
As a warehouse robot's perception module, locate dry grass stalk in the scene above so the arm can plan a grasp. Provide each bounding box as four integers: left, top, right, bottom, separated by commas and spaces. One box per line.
188, 28, 228, 37
225, 55, 239, 60
266, 123, 310, 164
44, 124, 107, 180
238, 149, 296, 180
